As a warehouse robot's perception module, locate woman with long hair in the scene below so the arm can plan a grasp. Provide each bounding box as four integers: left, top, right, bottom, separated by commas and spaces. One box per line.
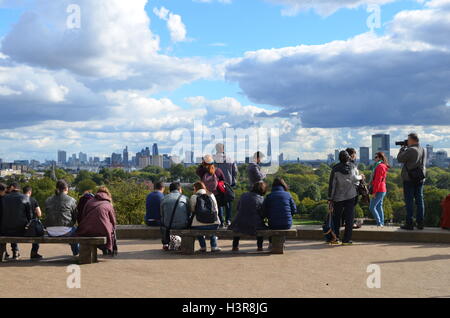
370, 152, 390, 227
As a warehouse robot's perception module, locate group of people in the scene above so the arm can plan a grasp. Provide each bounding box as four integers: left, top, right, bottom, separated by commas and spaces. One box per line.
327, 132, 428, 245
145, 144, 296, 252
0, 180, 117, 260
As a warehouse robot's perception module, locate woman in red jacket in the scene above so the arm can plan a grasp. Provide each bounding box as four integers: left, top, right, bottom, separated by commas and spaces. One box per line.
370, 152, 390, 227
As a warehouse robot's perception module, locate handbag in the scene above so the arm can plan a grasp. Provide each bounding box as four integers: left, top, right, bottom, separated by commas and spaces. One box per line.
24, 219, 45, 237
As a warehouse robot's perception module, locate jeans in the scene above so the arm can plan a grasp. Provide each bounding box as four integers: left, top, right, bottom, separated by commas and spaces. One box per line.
403, 181, 425, 225
218, 202, 232, 225
233, 237, 264, 249
370, 192, 386, 226
332, 197, 356, 243
48, 227, 79, 256
191, 225, 219, 249
11, 243, 39, 254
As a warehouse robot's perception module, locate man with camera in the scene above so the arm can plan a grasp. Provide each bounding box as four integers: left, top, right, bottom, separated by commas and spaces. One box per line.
397, 133, 427, 230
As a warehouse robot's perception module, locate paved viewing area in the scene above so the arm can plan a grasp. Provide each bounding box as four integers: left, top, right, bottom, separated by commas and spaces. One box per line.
1, 239, 449, 298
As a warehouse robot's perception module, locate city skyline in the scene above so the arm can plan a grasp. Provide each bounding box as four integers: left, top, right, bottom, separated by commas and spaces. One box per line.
1, 1, 450, 162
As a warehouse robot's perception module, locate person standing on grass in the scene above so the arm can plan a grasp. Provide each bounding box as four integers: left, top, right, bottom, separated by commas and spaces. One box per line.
45, 180, 79, 257
189, 181, 221, 253
328, 151, 364, 246
230, 181, 268, 252
145, 181, 165, 227
369, 152, 390, 227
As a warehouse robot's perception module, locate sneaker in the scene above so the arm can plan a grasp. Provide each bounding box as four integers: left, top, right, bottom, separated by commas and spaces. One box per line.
342, 241, 353, 246
232, 247, 239, 252
219, 223, 225, 229
162, 245, 169, 251
12, 251, 20, 260
226, 220, 231, 227
211, 247, 222, 253
257, 247, 264, 252
30, 253, 43, 260
400, 224, 414, 230
330, 240, 341, 245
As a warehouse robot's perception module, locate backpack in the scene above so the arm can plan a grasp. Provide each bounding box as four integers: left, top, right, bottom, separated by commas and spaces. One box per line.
202, 173, 219, 193
194, 194, 217, 224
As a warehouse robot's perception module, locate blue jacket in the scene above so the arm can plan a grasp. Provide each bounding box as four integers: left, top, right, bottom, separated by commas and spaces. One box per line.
263, 186, 296, 229
145, 191, 164, 222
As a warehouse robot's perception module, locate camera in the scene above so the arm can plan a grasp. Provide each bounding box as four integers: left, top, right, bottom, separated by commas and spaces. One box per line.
395, 140, 408, 147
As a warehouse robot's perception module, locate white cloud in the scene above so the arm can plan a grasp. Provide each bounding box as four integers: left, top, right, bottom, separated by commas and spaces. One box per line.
153, 6, 188, 43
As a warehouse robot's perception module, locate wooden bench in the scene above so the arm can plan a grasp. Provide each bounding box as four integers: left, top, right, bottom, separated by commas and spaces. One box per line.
0, 237, 107, 265
171, 229, 298, 254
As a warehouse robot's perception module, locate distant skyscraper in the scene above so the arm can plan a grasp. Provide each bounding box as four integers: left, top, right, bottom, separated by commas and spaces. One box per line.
57, 150, 67, 165
426, 144, 434, 166
152, 143, 159, 156
360, 147, 370, 165
123, 146, 129, 167
111, 153, 122, 166
267, 136, 272, 158
372, 134, 390, 159
79, 152, 88, 164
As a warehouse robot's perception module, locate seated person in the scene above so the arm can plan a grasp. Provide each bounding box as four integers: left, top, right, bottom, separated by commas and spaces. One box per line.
145, 182, 165, 226
263, 177, 296, 230
229, 181, 268, 252
189, 181, 221, 253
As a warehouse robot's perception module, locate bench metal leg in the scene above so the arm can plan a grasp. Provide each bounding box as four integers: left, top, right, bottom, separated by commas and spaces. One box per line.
79, 244, 94, 264
271, 236, 285, 254
0, 244, 6, 262
181, 236, 195, 255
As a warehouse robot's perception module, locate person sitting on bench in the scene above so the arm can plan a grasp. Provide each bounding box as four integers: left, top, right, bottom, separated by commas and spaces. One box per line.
76, 187, 117, 256
263, 178, 296, 231
189, 181, 221, 253
45, 180, 79, 257
145, 182, 165, 227
230, 181, 268, 252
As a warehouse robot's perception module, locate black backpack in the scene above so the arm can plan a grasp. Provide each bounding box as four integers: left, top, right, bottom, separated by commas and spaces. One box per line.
194, 194, 217, 224
216, 183, 235, 207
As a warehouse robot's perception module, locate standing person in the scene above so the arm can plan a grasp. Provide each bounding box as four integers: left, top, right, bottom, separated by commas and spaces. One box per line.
160, 182, 190, 251
214, 143, 238, 227
145, 182, 165, 227
263, 178, 296, 230
0, 183, 13, 260
230, 182, 268, 252
77, 190, 95, 224
196, 155, 226, 227
0, 182, 34, 260
328, 151, 364, 245
397, 133, 427, 230
45, 180, 79, 256
369, 152, 390, 227
76, 187, 117, 255
189, 182, 221, 253
248, 151, 266, 186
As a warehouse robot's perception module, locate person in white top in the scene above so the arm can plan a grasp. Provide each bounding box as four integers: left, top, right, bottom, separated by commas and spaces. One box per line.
189, 181, 221, 252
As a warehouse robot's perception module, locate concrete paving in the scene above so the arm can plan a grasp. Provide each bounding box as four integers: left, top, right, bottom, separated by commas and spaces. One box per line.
0, 239, 449, 298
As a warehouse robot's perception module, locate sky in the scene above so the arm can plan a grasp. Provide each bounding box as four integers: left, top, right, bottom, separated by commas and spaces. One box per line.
0, 0, 449, 162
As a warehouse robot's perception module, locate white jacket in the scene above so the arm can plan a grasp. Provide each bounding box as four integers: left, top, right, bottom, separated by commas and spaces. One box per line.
190, 189, 220, 227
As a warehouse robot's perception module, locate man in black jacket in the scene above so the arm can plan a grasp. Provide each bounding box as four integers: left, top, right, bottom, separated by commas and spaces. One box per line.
1, 182, 40, 260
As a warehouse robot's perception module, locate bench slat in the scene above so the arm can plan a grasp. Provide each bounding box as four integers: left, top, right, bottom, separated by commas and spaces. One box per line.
0, 237, 106, 244
171, 229, 297, 238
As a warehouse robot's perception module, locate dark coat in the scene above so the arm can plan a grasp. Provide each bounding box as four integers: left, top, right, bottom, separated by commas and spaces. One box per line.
1, 191, 32, 235
44, 193, 78, 228
263, 186, 296, 230
76, 192, 117, 252
76, 193, 95, 224
229, 192, 267, 236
